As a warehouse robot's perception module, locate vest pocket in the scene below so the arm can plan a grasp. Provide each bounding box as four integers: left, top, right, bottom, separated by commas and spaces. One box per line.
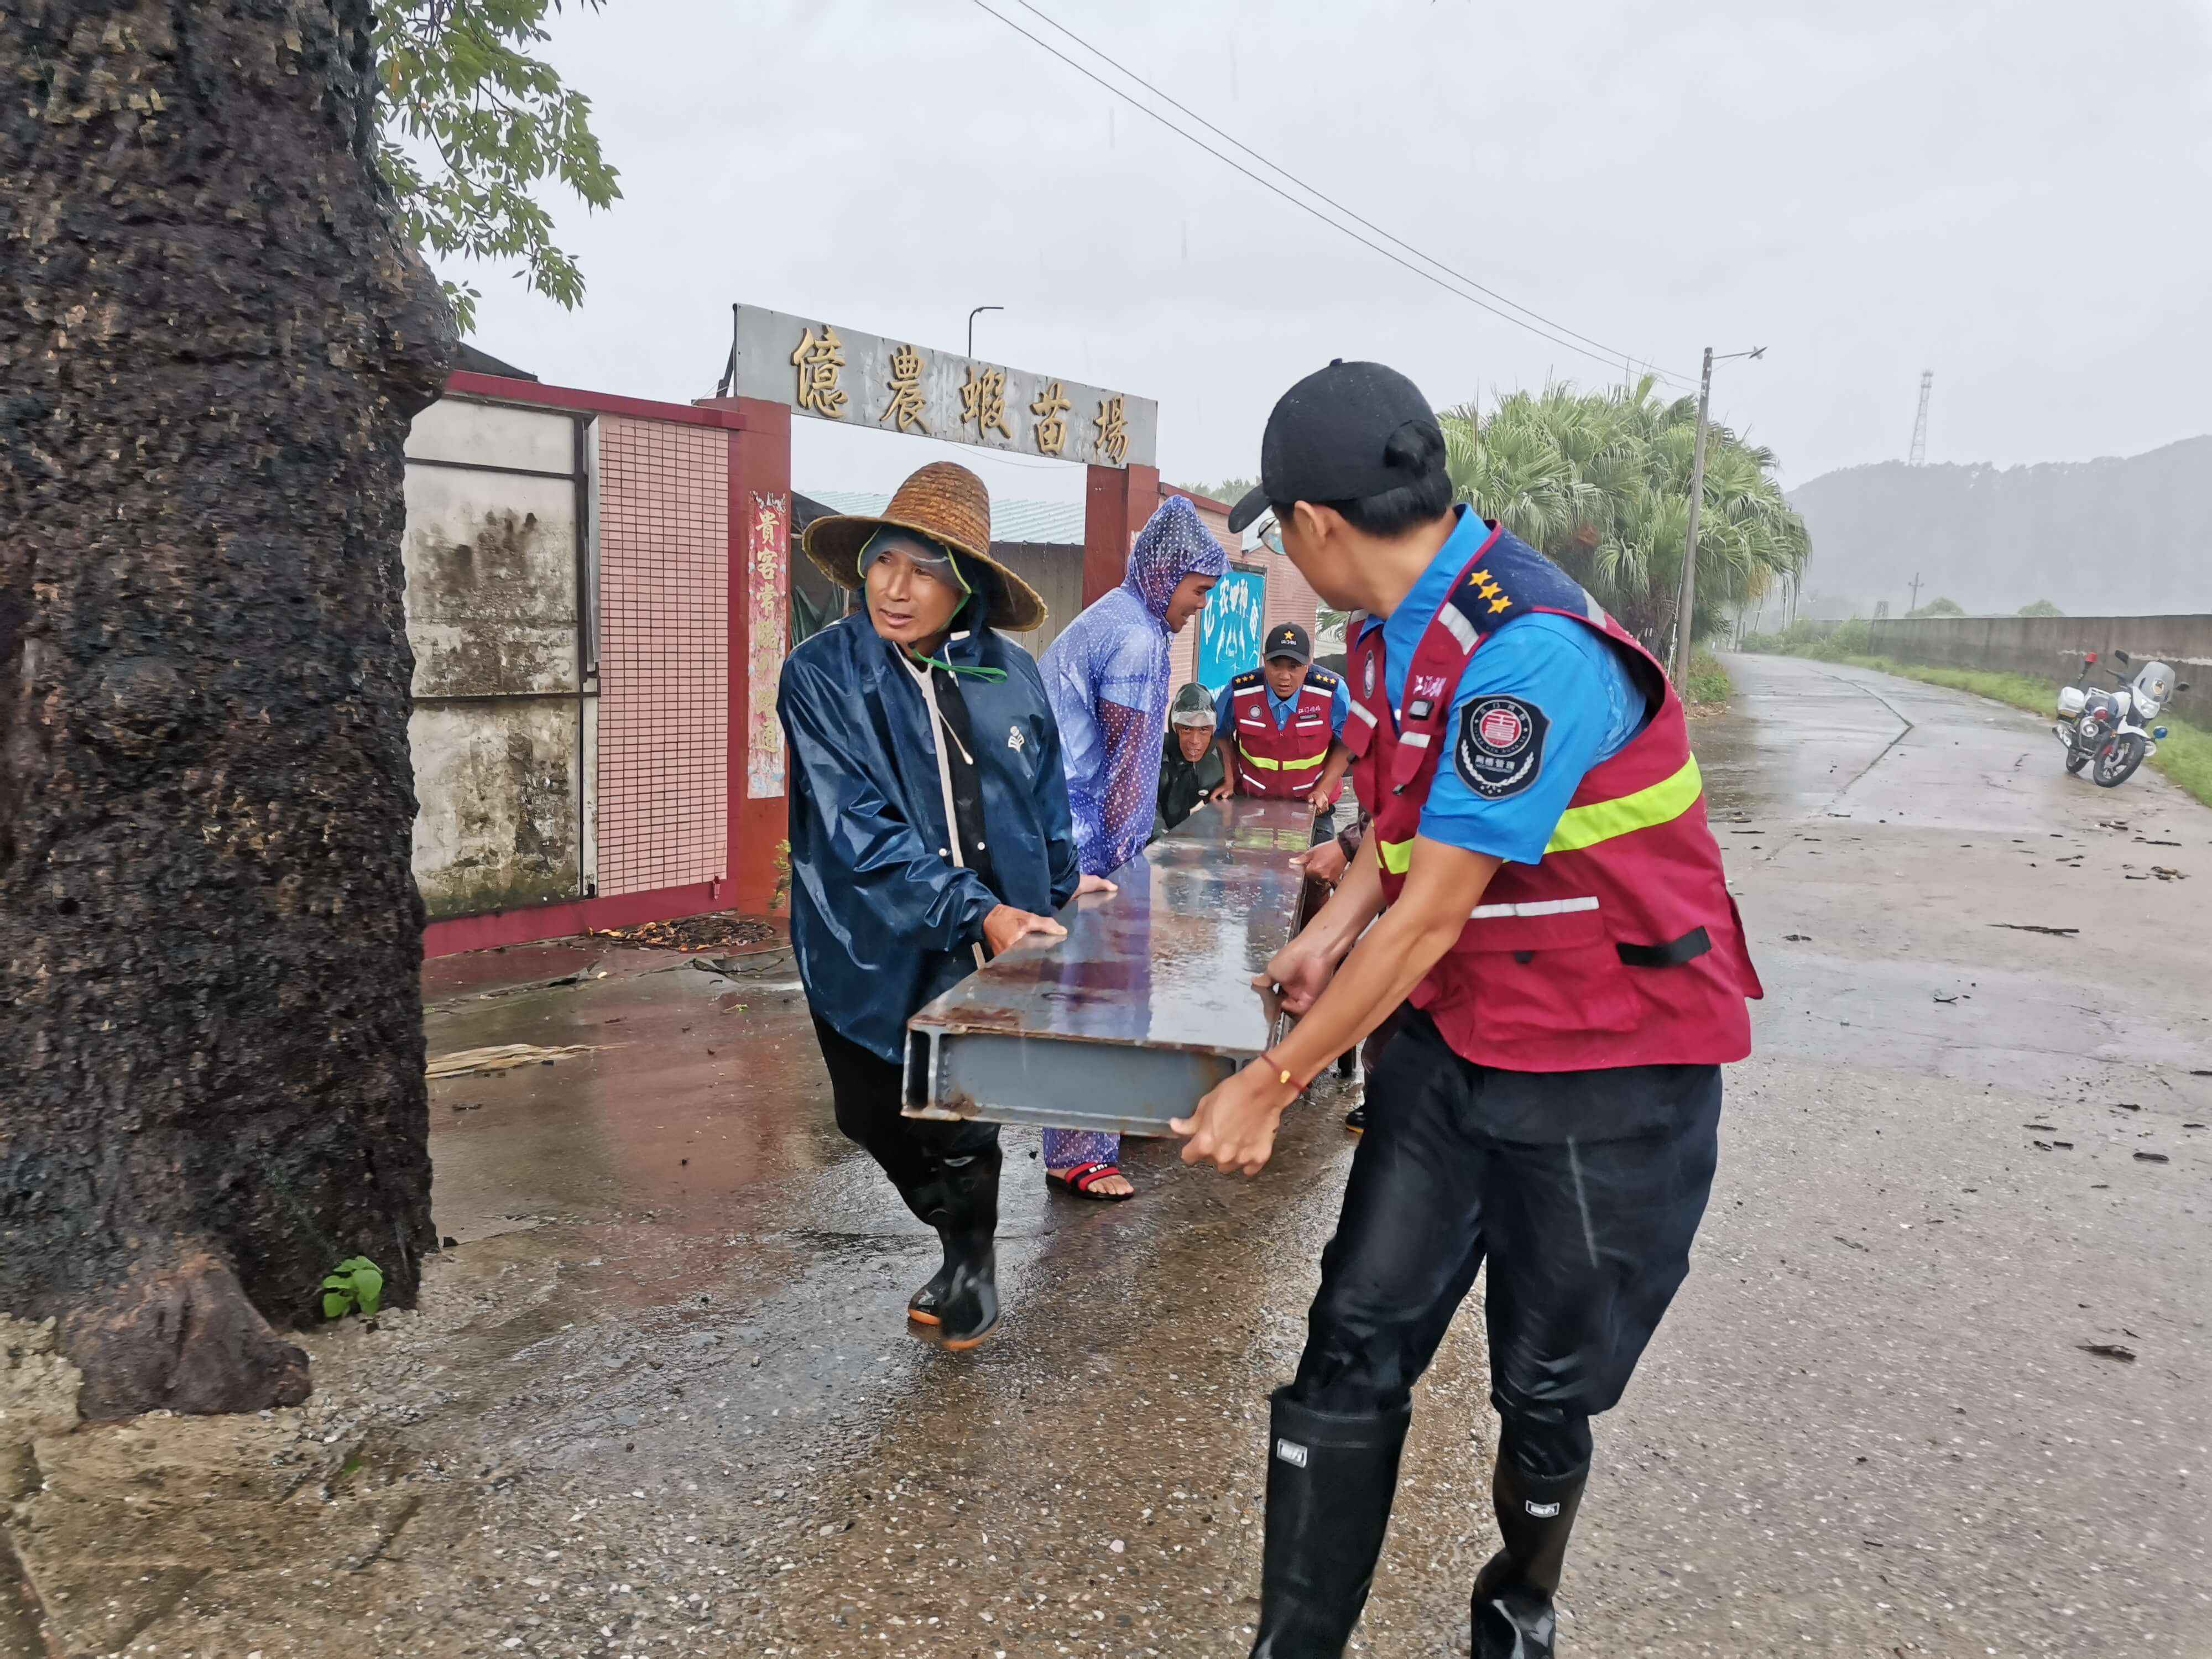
1444, 905, 1641, 1040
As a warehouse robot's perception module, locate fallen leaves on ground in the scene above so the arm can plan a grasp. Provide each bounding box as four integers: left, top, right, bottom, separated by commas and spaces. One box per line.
588, 912, 778, 952
427, 1043, 598, 1079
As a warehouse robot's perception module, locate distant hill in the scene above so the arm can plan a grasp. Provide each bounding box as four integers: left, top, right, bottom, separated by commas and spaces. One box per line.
1787, 437, 2212, 618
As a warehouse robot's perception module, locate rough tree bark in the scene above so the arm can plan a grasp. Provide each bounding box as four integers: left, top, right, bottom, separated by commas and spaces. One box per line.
0, 0, 451, 1418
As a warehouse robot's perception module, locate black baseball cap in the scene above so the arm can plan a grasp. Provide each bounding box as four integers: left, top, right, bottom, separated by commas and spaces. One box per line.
1264, 622, 1312, 665
1227, 359, 1442, 534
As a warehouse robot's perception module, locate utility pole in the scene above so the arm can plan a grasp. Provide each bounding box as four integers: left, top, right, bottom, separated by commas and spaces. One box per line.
1908, 572, 1923, 613
1908, 371, 1933, 466
967, 305, 1003, 358
1670, 345, 1766, 687
1671, 349, 1715, 687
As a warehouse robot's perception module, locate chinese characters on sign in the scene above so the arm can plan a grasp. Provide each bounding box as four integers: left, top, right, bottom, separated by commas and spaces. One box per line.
732, 306, 1156, 468
958, 363, 1014, 440
747, 492, 789, 799
1030, 380, 1072, 456
789, 325, 848, 419
881, 343, 928, 434
1093, 395, 1129, 466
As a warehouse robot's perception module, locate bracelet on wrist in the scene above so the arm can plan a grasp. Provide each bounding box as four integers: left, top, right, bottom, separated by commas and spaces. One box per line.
1258, 1046, 1312, 1094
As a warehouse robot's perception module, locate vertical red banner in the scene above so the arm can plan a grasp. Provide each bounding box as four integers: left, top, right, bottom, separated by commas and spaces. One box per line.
744, 489, 789, 801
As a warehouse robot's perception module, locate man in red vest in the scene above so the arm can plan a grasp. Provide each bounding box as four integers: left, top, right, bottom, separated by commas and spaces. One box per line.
1172, 361, 1761, 1659
1213, 622, 1352, 828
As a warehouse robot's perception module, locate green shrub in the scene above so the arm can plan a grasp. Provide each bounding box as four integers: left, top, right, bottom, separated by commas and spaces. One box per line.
1684, 646, 1733, 706
321, 1256, 384, 1321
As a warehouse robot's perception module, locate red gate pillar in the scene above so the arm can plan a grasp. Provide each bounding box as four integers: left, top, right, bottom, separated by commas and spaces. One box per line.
1082, 461, 1161, 607
724, 397, 792, 915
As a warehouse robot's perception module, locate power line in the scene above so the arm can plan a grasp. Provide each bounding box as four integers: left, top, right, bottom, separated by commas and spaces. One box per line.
1001, 0, 1690, 386
964, 0, 1691, 389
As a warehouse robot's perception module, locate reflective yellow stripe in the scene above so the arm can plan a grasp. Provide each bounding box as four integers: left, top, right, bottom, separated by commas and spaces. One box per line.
1545, 756, 1703, 854
1378, 757, 1701, 872
1377, 758, 1701, 873
1237, 743, 1326, 771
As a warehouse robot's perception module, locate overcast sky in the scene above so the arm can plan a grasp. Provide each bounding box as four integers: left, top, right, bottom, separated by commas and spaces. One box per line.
444, 0, 2212, 508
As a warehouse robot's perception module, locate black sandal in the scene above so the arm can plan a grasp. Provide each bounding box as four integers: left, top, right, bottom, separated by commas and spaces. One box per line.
1047, 1161, 1134, 1202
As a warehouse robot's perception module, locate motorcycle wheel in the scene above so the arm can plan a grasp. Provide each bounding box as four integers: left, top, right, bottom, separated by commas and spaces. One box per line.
2093, 734, 2146, 787
2064, 743, 2089, 775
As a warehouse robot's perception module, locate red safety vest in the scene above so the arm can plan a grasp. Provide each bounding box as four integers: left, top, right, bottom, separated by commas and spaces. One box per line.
1344, 521, 1761, 1072
1229, 666, 1341, 800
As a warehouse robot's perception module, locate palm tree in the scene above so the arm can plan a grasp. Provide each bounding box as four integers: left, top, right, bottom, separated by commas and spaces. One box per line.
1439, 378, 1809, 655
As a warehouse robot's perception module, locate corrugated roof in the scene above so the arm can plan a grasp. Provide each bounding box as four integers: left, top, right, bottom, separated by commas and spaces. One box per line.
802, 489, 1085, 547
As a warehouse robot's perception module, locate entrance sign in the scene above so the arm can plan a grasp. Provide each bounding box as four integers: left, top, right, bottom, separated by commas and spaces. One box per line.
725, 305, 1157, 471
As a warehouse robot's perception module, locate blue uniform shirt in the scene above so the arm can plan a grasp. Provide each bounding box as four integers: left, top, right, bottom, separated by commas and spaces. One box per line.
1359, 508, 1646, 865
1212, 672, 1351, 740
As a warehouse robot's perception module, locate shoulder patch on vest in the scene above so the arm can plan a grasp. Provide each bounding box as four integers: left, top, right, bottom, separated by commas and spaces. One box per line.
1454, 695, 1549, 800
1305, 666, 1340, 691
1444, 531, 1601, 644
1230, 669, 1264, 690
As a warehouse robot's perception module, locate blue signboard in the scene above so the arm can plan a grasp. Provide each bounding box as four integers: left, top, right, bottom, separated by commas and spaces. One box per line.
1197, 567, 1266, 694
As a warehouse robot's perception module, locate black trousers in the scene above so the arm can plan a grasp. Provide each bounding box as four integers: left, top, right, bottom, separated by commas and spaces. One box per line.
811, 1014, 999, 1224
1290, 1011, 1721, 1485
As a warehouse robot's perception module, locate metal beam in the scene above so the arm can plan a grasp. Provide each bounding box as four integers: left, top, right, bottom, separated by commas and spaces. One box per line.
904, 798, 1312, 1135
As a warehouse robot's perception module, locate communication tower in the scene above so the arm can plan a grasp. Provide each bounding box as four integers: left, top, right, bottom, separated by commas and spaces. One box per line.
1908, 371, 1933, 466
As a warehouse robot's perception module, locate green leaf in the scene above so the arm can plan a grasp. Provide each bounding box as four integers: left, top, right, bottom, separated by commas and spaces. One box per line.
353, 1263, 385, 1319
373, 0, 620, 335
323, 1291, 353, 1320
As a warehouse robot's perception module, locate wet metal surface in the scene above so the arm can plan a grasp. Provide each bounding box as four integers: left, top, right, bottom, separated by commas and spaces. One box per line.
905, 797, 1309, 1134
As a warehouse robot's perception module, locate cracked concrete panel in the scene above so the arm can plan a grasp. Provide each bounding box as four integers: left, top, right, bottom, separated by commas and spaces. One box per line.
402, 398, 588, 919
406, 397, 576, 473
401, 466, 577, 700
410, 702, 581, 920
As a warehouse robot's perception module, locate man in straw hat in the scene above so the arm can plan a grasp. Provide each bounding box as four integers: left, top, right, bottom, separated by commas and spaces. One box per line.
780, 462, 1115, 1350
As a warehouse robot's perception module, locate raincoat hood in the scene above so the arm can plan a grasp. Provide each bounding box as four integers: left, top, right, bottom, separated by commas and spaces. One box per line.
1122, 495, 1229, 622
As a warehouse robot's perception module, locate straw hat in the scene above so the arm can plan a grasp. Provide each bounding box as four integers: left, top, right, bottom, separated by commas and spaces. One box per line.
802, 462, 1047, 634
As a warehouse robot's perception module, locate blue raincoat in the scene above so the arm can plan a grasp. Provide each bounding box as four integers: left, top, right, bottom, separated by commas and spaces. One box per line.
1041, 497, 1229, 877
780, 597, 1081, 1065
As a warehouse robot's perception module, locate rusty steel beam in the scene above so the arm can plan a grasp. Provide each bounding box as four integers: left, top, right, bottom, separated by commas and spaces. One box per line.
903, 797, 1314, 1136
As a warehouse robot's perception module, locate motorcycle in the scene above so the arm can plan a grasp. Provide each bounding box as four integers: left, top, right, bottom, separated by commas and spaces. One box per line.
2054, 649, 2189, 788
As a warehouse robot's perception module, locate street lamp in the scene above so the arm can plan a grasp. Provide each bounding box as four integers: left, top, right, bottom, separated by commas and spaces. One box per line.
967, 305, 1003, 358
1671, 345, 1766, 688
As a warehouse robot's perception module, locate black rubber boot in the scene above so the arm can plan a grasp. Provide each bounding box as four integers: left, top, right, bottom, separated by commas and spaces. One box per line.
1249, 1390, 1411, 1657
928, 1142, 1001, 1350
905, 1238, 957, 1327
894, 1138, 1000, 1338
1469, 1456, 1586, 1659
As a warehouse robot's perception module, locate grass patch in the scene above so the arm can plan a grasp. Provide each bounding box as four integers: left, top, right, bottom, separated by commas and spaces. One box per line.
1684, 646, 1733, 709
1748, 645, 2212, 810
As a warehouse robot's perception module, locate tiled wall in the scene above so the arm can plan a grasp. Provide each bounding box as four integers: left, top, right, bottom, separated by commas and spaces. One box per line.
1260, 544, 1321, 640
596, 416, 728, 898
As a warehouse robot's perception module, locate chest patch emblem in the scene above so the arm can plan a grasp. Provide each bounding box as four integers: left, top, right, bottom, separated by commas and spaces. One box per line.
1006, 726, 1026, 752
1363, 655, 1377, 697
1455, 695, 1548, 799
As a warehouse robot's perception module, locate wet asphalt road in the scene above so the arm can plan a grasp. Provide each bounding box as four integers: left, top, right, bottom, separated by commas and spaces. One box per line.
14, 654, 2208, 1659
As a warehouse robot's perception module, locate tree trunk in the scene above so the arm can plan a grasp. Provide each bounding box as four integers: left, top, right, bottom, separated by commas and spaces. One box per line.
0, 0, 452, 1418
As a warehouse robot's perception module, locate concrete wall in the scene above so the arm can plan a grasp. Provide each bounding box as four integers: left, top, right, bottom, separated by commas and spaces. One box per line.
403, 398, 592, 921
1865, 613, 2212, 719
